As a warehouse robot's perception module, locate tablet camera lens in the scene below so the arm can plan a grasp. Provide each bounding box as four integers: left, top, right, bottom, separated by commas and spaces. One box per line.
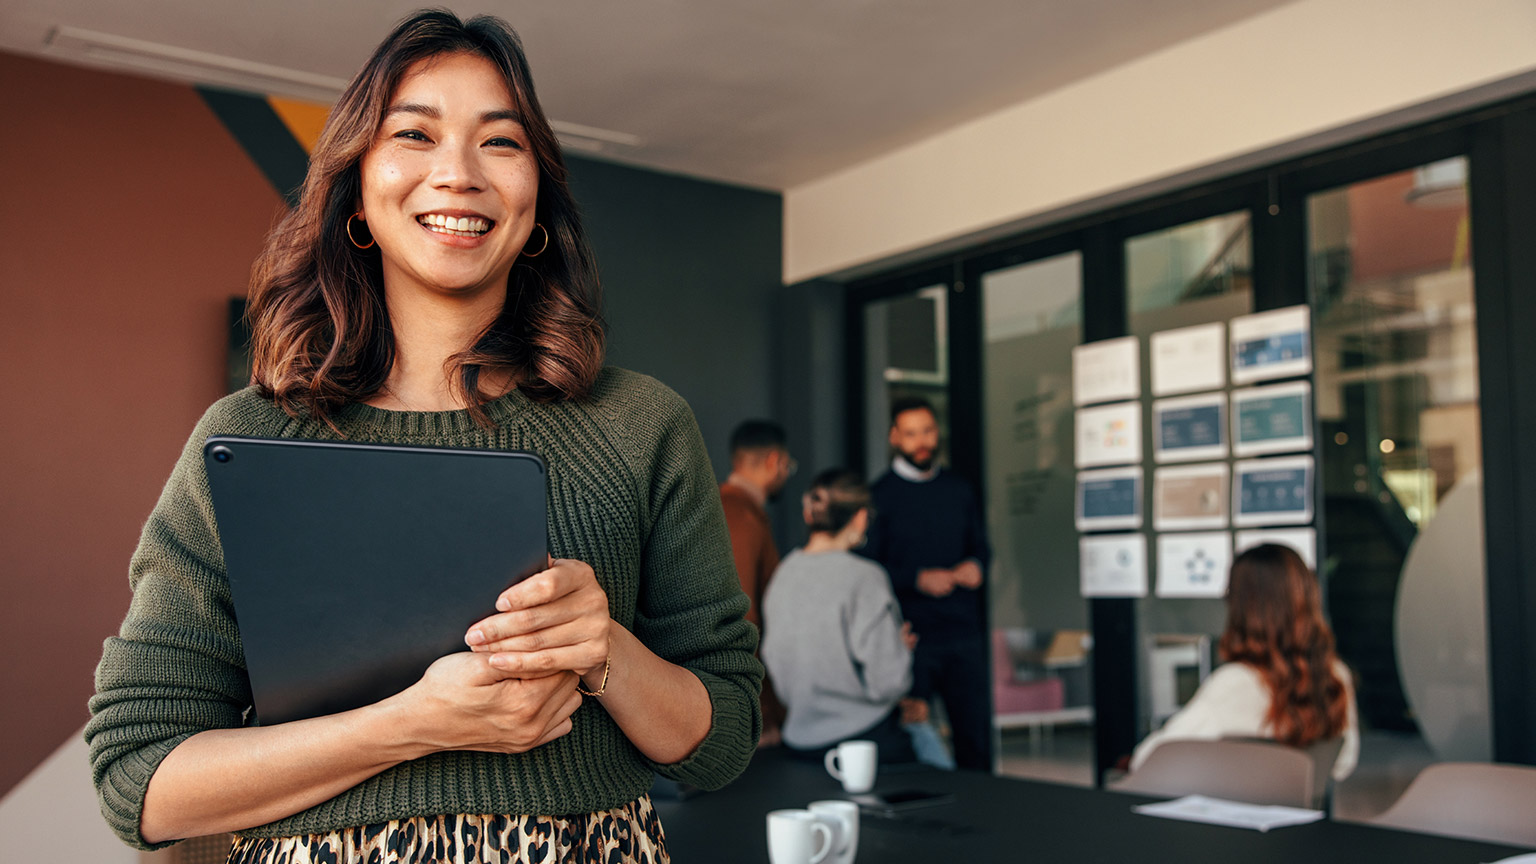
212, 446, 232, 463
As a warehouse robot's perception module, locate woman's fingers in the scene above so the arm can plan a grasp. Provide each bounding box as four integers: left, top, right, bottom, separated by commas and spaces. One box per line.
486, 643, 607, 677
471, 619, 600, 655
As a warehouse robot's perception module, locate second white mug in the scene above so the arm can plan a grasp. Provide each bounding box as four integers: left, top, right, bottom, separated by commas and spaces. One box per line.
808, 799, 860, 864
823, 739, 877, 794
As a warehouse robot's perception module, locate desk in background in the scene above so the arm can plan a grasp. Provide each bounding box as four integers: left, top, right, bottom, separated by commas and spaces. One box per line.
655, 748, 1529, 863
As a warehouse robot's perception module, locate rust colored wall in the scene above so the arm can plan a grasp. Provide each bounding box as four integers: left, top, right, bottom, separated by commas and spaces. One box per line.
0, 51, 286, 797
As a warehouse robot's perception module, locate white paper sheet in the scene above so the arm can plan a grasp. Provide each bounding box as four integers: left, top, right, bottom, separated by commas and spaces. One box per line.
1233, 456, 1314, 527
1080, 534, 1148, 598
1075, 402, 1142, 468
1234, 528, 1318, 570
1132, 795, 1325, 832
1076, 467, 1144, 532
1230, 306, 1312, 385
1155, 532, 1233, 598
1151, 322, 1226, 396
1153, 463, 1229, 531
1153, 392, 1228, 463
1231, 381, 1312, 457
1073, 336, 1140, 406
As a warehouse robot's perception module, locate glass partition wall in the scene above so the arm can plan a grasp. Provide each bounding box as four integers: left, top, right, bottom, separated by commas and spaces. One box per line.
1125, 212, 1253, 737
980, 253, 1092, 785
846, 98, 1536, 798
1308, 157, 1489, 818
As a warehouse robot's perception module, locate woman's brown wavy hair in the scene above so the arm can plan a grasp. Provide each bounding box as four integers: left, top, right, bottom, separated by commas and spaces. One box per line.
1219, 543, 1350, 748
247, 9, 604, 424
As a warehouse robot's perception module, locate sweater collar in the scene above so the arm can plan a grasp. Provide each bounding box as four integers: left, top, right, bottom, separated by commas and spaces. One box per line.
892, 455, 939, 483
333, 389, 528, 438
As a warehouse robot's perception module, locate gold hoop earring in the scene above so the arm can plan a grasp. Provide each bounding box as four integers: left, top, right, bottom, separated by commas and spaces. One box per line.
522, 222, 549, 258
346, 213, 375, 249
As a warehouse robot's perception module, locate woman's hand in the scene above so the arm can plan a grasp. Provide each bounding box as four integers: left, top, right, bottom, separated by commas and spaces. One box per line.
465, 558, 613, 687
395, 652, 582, 754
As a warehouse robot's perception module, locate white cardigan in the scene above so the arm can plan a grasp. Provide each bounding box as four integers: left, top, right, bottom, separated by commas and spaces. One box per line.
1129, 660, 1359, 781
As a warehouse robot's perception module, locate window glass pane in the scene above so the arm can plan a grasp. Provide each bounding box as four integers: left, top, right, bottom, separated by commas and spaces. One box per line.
982, 252, 1092, 785
862, 286, 949, 480
1127, 211, 1254, 738
1309, 157, 1489, 818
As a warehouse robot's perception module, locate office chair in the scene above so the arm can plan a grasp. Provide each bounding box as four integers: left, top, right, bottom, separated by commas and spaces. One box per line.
1109, 739, 1315, 808
1371, 761, 1536, 848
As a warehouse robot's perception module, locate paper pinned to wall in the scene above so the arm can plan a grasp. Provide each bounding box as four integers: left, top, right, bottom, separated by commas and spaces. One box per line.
1072, 336, 1139, 406
1151, 322, 1226, 396
1233, 456, 1314, 527
1076, 466, 1144, 532
1232, 381, 1312, 457
1075, 401, 1142, 468
1153, 392, 1227, 463
1155, 531, 1233, 598
1230, 306, 1311, 384
1153, 463, 1229, 531
1080, 533, 1148, 597
1234, 527, 1318, 570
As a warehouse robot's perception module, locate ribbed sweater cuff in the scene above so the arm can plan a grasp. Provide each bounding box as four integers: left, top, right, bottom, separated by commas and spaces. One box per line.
648, 672, 757, 790
100, 734, 192, 851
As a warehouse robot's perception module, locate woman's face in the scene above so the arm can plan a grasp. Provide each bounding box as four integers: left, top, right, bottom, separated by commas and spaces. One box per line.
358, 51, 539, 303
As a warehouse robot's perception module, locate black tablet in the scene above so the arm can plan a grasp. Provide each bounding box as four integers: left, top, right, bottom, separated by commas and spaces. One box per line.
203, 435, 547, 726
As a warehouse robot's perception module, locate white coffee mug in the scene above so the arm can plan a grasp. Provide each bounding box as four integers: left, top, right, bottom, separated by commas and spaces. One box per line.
823, 739, 878, 794
808, 799, 860, 864
767, 809, 834, 864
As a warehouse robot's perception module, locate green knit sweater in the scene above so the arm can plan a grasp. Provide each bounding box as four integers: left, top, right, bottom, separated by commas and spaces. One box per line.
85, 368, 763, 851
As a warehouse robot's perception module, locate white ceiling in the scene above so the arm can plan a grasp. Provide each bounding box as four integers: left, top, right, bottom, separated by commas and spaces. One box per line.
0, 0, 1297, 191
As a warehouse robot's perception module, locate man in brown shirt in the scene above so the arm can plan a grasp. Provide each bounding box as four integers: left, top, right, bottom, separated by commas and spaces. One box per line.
720, 420, 794, 744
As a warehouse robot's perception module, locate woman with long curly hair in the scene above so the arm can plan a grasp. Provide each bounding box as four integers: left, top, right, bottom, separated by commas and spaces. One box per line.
86, 10, 760, 862
1129, 543, 1359, 781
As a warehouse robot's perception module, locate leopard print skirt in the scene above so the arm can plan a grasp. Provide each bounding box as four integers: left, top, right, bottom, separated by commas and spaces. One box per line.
225, 795, 668, 864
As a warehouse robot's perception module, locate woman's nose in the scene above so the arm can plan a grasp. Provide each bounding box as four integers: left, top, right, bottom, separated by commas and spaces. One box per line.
428, 139, 486, 192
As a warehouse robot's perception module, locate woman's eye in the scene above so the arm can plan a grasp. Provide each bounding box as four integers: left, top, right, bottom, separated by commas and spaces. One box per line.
485, 136, 523, 149
393, 129, 430, 142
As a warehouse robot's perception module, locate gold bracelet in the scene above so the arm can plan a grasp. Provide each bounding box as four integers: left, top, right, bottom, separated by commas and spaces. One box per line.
576, 656, 611, 697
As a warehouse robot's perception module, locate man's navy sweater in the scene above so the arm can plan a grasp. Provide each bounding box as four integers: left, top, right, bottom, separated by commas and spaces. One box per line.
861, 467, 991, 638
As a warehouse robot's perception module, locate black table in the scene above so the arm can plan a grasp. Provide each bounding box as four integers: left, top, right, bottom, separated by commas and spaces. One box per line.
655, 749, 1530, 863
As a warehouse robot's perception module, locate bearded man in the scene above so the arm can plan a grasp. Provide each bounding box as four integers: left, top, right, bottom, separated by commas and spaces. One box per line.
861, 397, 993, 771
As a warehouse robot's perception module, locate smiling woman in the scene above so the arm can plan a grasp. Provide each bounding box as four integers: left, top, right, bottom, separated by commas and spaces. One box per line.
246, 10, 605, 422
83, 10, 761, 864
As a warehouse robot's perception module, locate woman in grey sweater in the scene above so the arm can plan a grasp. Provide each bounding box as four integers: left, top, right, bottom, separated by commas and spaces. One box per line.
761, 470, 917, 762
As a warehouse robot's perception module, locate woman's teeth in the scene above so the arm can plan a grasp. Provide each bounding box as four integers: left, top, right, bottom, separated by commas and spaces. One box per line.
418, 214, 491, 236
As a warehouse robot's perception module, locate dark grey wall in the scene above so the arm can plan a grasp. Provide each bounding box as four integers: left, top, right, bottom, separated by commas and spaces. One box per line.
769, 279, 848, 553
566, 156, 783, 480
